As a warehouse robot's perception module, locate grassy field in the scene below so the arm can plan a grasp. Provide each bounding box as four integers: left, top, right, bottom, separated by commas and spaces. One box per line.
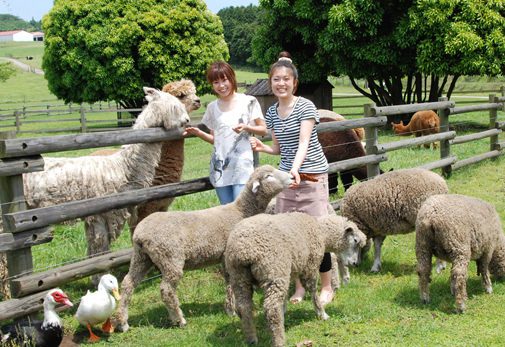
1, 42, 505, 346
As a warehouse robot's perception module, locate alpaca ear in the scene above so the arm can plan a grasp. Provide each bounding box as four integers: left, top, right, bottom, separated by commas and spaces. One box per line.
252, 181, 260, 194
143, 87, 160, 102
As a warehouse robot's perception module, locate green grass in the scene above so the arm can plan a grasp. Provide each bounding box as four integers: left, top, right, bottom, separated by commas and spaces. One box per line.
2, 41, 505, 346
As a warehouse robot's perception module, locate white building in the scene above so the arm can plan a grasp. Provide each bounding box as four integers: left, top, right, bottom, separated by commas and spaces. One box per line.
0, 30, 38, 42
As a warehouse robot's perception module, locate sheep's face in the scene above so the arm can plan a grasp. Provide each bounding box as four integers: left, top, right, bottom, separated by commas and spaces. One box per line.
338, 221, 367, 267
162, 80, 201, 113
250, 165, 292, 198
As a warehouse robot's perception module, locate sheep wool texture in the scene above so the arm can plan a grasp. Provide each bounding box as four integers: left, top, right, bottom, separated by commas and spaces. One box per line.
115, 165, 292, 331
415, 193, 505, 312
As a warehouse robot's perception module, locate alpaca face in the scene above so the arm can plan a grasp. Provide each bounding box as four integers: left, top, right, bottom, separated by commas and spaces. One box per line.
162, 80, 201, 113
140, 87, 190, 129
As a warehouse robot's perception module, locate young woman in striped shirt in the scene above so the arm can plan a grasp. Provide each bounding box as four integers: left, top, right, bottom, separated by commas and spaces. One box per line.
249, 53, 334, 305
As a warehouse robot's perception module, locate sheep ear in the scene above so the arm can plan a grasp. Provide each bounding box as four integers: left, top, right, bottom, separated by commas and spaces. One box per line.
143, 87, 159, 100
252, 181, 260, 194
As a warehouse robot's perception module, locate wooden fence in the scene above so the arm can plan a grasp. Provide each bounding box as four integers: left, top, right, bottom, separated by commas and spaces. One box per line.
0, 95, 503, 320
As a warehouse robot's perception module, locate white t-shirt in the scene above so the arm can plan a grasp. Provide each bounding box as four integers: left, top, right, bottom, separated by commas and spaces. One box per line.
202, 93, 264, 187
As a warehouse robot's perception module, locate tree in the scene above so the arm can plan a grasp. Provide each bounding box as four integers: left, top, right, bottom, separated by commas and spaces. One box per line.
0, 14, 39, 31
218, 5, 264, 67
0, 62, 15, 82
253, 0, 505, 108
42, 0, 229, 108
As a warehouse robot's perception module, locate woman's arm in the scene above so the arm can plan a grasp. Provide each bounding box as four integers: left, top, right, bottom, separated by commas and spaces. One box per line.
249, 131, 280, 155
233, 118, 267, 136
183, 127, 214, 144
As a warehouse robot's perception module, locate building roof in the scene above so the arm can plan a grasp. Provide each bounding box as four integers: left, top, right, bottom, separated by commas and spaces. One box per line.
31, 32, 44, 36
0, 30, 23, 36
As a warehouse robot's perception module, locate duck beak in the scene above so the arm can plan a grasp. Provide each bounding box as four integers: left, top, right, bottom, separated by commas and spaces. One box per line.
112, 288, 121, 301
63, 298, 74, 307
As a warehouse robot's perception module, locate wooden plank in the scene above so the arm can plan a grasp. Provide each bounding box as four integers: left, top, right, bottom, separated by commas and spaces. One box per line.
0, 227, 53, 252
0, 156, 44, 176
4, 177, 213, 233
417, 156, 458, 171
374, 131, 456, 153
0, 290, 50, 321
449, 103, 503, 115
452, 150, 502, 171
328, 154, 387, 174
317, 116, 387, 134
450, 129, 502, 145
372, 101, 454, 116
0, 127, 185, 158
10, 248, 132, 298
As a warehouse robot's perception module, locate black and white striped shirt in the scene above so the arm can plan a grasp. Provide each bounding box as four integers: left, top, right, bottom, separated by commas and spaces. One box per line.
265, 97, 328, 174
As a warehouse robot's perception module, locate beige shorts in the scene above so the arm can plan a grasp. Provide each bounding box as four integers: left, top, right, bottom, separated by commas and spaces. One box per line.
274, 173, 329, 217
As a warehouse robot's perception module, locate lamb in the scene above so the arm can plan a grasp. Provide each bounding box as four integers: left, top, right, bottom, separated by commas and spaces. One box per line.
416, 194, 505, 313
90, 79, 201, 234
317, 109, 367, 193
114, 165, 293, 331
340, 168, 449, 272
225, 212, 366, 347
391, 110, 440, 149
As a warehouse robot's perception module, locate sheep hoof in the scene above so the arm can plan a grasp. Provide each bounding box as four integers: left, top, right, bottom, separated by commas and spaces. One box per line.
176, 318, 187, 328
370, 265, 381, 273
319, 312, 330, 321
455, 304, 465, 314
246, 336, 258, 345
486, 286, 493, 294
114, 321, 129, 333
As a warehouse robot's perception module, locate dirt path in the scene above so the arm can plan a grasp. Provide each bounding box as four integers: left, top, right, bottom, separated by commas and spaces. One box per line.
0, 57, 44, 75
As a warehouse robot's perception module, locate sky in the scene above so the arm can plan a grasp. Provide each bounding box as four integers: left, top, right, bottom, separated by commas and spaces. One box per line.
0, 0, 259, 22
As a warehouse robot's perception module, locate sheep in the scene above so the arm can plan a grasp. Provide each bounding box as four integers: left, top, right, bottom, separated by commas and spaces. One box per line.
90, 80, 201, 234
391, 110, 440, 149
18, 88, 189, 285
317, 109, 367, 193
416, 194, 505, 313
114, 165, 293, 331
225, 212, 366, 347
340, 168, 449, 273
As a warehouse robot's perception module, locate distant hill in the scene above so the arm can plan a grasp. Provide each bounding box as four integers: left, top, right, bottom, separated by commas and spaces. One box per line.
0, 14, 41, 31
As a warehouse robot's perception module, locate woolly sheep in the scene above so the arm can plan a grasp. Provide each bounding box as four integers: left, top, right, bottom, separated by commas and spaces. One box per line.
416, 194, 505, 312
114, 165, 293, 331
340, 168, 449, 272
225, 212, 366, 347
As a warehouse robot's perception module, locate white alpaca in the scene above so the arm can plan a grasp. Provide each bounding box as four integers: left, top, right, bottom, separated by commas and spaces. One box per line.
0, 87, 190, 296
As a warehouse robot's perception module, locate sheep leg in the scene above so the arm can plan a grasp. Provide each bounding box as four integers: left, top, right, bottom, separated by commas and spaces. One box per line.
230, 267, 257, 345
451, 258, 469, 313
330, 253, 340, 291
85, 217, 110, 286
114, 248, 154, 332
370, 235, 385, 272
338, 255, 350, 285
158, 261, 186, 327
477, 256, 493, 294
301, 275, 329, 321
222, 264, 236, 316
416, 248, 432, 304
263, 278, 290, 347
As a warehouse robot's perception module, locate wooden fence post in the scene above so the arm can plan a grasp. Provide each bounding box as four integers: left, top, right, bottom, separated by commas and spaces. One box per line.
14, 111, 20, 134
438, 96, 452, 177
0, 132, 33, 298
80, 106, 87, 133
489, 94, 499, 152
364, 103, 381, 178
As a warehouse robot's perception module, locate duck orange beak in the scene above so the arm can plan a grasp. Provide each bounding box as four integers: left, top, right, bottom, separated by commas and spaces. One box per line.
112, 288, 121, 301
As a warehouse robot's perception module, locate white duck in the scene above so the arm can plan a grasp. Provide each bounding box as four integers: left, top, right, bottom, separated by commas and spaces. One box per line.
0, 288, 73, 347
75, 274, 121, 342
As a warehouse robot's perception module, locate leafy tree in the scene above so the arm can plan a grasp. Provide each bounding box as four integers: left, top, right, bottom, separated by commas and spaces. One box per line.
253, 0, 505, 108
0, 62, 15, 82
42, 0, 229, 108
218, 5, 264, 66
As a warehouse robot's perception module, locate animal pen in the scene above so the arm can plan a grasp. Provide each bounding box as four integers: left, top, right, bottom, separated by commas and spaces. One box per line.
0, 94, 504, 321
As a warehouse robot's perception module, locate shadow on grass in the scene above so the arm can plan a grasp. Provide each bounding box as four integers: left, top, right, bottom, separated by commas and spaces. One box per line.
353, 255, 417, 277
394, 275, 485, 314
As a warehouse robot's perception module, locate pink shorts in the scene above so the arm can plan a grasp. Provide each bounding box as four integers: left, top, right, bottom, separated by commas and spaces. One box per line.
274, 173, 329, 217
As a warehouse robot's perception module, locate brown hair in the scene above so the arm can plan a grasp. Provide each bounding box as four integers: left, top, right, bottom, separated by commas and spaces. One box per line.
206, 61, 238, 92
268, 51, 299, 93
